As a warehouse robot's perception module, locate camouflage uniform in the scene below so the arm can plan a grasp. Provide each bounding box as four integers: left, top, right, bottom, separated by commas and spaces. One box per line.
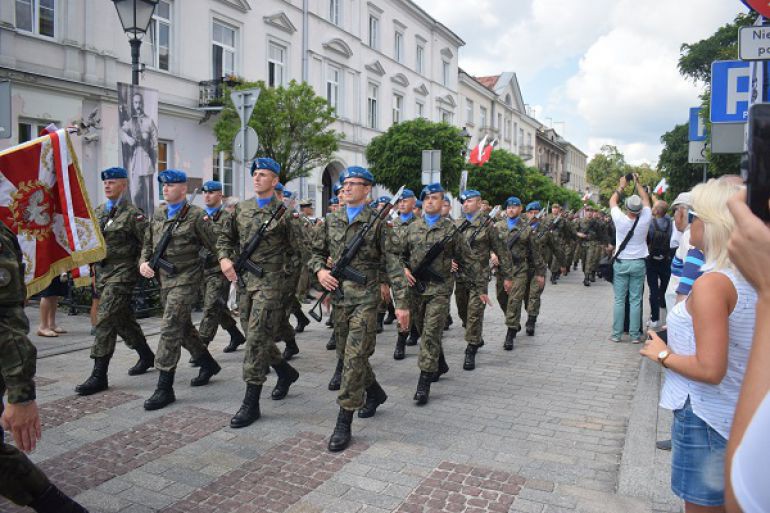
542, 213, 574, 276
217, 196, 306, 387
526, 218, 564, 319
309, 205, 406, 411
392, 213, 419, 338
580, 216, 603, 283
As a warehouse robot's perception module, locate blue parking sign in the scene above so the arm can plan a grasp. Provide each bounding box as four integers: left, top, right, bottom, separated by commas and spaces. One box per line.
711, 61, 750, 123
689, 107, 706, 141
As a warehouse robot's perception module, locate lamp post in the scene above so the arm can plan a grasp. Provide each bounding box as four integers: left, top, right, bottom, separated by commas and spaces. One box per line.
460, 126, 472, 158
112, 0, 158, 85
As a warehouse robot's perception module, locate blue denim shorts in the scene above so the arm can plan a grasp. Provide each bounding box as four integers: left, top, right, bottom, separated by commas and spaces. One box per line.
671, 398, 727, 506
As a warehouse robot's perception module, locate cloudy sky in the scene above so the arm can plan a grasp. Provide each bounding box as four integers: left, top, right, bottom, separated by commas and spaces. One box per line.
413, 0, 743, 165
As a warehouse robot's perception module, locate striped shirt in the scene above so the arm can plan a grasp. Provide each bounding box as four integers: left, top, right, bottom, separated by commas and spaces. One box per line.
675, 248, 705, 295
660, 268, 757, 438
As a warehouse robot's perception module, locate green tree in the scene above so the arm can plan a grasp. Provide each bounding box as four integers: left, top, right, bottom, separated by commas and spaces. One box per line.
213, 80, 342, 184
587, 146, 661, 204
365, 118, 465, 194
657, 123, 707, 198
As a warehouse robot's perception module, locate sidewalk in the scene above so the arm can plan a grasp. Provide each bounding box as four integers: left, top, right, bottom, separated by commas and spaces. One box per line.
7, 272, 681, 513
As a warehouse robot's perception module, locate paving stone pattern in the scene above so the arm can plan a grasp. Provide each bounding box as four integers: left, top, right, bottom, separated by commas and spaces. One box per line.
38, 390, 140, 430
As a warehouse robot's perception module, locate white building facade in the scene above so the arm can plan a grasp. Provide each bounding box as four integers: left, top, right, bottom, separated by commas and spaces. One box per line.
562, 141, 588, 195
0, 0, 463, 210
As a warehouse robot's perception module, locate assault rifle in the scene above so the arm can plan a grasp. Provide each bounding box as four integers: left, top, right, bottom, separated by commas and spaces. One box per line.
233, 203, 287, 287
410, 218, 471, 294
468, 205, 501, 246
309, 186, 404, 322
148, 188, 199, 276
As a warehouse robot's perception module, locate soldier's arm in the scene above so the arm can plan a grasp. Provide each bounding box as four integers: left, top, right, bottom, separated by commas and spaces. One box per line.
549, 231, 566, 267
528, 235, 547, 276
454, 231, 486, 295
307, 215, 330, 275
216, 206, 239, 261
1, 329, 37, 405
288, 213, 311, 263
195, 210, 219, 255
381, 221, 408, 308
131, 208, 149, 249
139, 215, 154, 264
488, 225, 512, 280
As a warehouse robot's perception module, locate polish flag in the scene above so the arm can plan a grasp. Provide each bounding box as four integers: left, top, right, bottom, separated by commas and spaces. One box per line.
480, 138, 497, 164
654, 178, 668, 195
469, 135, 488, 166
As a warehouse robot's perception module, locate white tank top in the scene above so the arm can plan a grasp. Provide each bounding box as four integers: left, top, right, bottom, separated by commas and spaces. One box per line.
659, 267, 757, 439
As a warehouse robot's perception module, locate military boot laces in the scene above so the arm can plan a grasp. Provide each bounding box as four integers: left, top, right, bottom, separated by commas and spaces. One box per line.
431, 351, 449, 382
326, 333, 337, 350
414, 371, 433, 405
230, 384, 262, 429
74, 356, 110, 396
190, 350, 221, 386
223, 326, 246, 353
358, 381, 387, 418
328, 407, 354, 452
29, 484, 89, 513
328, 358, 343, 391
526, 316, 537, 336
463, 345, 478, 371
282, 338, 300, 361
144, 370, 175, 410
271, 361, 299, 400
393, 332, 408, 360
128, 341, 155, 376
504, 327, 517, 351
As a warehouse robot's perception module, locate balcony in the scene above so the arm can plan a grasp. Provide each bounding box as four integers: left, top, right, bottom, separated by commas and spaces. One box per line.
199, 78, 228, 110
519, 144, 533, 160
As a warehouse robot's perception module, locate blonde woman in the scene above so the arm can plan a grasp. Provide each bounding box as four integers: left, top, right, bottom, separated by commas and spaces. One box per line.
641, 178, 757, 513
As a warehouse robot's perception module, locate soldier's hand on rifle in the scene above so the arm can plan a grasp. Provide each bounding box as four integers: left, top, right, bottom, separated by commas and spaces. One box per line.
536, 275, 545, 290
1, 401, 42, 453
220, 258, 237, 283
450, 260, 459, 273
404, 268, 416, 287
317, 269, 339, 291
480, 294, 492, 306
139, 262, 155, 279
503, 279, 513, 293
490, 253, 499, 267
395, 308, 410, 329
381, 284, 391, 303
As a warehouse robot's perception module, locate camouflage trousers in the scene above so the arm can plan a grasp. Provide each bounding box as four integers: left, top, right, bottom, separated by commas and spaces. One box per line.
277, 271, 300, 343
333, 302, 377, 410
90, 282, 146, 359
396, 290, 419, 334
524, 272, 545, 317
496, 272, 529, 331
414, 293, 450, 373
242, 296, 284, 386
584, 242, 601, 278
455, 281, 485, 346
238, 284, 251, 337
155, 286, 208, 372
198, 272, 236, 343
295, 265, 311, 301
0, 425, 49, 506
573, 242, 584, 268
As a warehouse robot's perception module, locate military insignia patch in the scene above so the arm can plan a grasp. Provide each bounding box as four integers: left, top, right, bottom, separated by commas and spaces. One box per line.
136, 214, 145, 221
292, 213, 300, 218
0, 268, 11, 287
203, 215, 210, 221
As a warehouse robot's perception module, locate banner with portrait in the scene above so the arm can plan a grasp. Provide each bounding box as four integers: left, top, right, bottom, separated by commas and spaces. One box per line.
117, 82, 158, 216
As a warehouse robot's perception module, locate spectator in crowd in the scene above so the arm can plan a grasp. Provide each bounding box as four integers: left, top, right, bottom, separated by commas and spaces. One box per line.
665, 192, 693, 312
647, 200, 673, 328
609, 174, 652, 343
725, 191, 770, 513
641, 178, 755, 512
36, 274, 68, 338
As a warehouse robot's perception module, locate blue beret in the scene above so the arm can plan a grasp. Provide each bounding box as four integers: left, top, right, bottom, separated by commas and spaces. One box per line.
459, 189, 481, 203
505, 196, 522, 207
275, 182, 284, 192
251, 157, 280, 175
415, 200, 423, 208
526, 201, 542, 212
400, 188, 415, 199
101, 167, 128, 180
283, 190, 293, 198
202, 180, 222, 192
377, 196, 391, 204
420, 183, 445, 201
332, 183, 342, 195
329, 197, 339, 205
340, 166, 375, 184
158, 169, 187, 184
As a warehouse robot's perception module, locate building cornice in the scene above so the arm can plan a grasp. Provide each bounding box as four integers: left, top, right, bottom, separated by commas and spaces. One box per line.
263, 12, 297, 34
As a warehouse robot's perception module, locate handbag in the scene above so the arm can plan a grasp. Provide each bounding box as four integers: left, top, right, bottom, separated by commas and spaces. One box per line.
603, 215, 640, 283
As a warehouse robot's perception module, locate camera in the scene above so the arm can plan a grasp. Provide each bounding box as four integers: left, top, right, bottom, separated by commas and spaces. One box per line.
625, 173, 634, 183
746, 104, 770, 221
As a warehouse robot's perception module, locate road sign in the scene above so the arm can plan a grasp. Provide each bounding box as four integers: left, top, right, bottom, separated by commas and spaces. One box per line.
711, 123, 746, 154
688, 141, 708, 164
688, 107, 706, 141
739, 26, 770, 60
742, 0, 770, 17
0, 81, 10, 140
711, 60, 750, 123
421, 149, 441, 185
232, 127, 258, 163
230, 88, 260, 125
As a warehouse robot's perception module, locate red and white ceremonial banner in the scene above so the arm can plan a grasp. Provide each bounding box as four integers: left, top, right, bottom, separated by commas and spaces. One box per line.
0, 129, 105, 297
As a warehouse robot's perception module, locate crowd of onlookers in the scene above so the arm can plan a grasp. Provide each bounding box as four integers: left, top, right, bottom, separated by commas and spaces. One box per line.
609, 174, 769, 513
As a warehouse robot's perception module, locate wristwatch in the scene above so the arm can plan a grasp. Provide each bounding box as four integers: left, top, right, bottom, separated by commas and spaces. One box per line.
657, 349, 671, 368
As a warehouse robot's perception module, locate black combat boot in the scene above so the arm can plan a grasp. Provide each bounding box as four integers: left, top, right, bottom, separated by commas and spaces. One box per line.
28, 484, 89, 513
282, 338, 300, 360
223, 325, 246, 353
463, 345, 478, 371
326, 316, 334, 328
74, 356, 110, 396
230, 384, 262, 428
432, 351, 449, 382
413, 371, 433, 405
144, 370, 175, 410
444, 314, 453, 330
583, 277, 591, 287
326, 333, 337, 350
376, 312, 385, 333
294, 309, 310, 333
190, 350, 221, 386
590, 272, 596, 283
550, 273, 558, 285
504, 327, 517, 351
128, 340, 155, 376
328, 407, 354, 452
406, 324, 419, 346
393, 332, 408, 360
328, 358, 343, 390
383, 303, 396, 325
271, 361, 299, 400
526, 316, 537, 336
358, 381, 387, 418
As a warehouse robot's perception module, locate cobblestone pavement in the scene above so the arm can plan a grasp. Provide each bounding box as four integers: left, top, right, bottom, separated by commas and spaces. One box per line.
6, 272, 682, 513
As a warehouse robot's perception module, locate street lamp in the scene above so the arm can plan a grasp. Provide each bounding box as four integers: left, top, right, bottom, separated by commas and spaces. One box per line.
460, 126, 472, 157
112, 0, 159, 85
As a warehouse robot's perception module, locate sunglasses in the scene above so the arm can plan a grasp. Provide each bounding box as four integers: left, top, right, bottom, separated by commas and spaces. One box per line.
688, 210, 699, 223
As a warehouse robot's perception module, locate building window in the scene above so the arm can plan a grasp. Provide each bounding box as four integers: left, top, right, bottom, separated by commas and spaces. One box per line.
497, 113, 502, 131
479, 106, 487, 128
15, 0, 55, 37
505, 118, 511, 140
465, 99, 474, 124
149, 0, 171, 71
213, 147, 233, 197
513, 122, 518, 146
368, 15, 379, 49
326, 64, 341, 116
367, 83, 378, 129
212, 20, 236, 79
416, 44, 424, 74
157, 141, 170, 199
442, 61, 450, 87
17, 119, 56, 143
329, 0, 340, 26
415, 100, 424, 118
440, 109, 452, 124
268, 41, 286, 87
526, 131, 531, 146
392, 93, 403, 124
394, 31, 404, 63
